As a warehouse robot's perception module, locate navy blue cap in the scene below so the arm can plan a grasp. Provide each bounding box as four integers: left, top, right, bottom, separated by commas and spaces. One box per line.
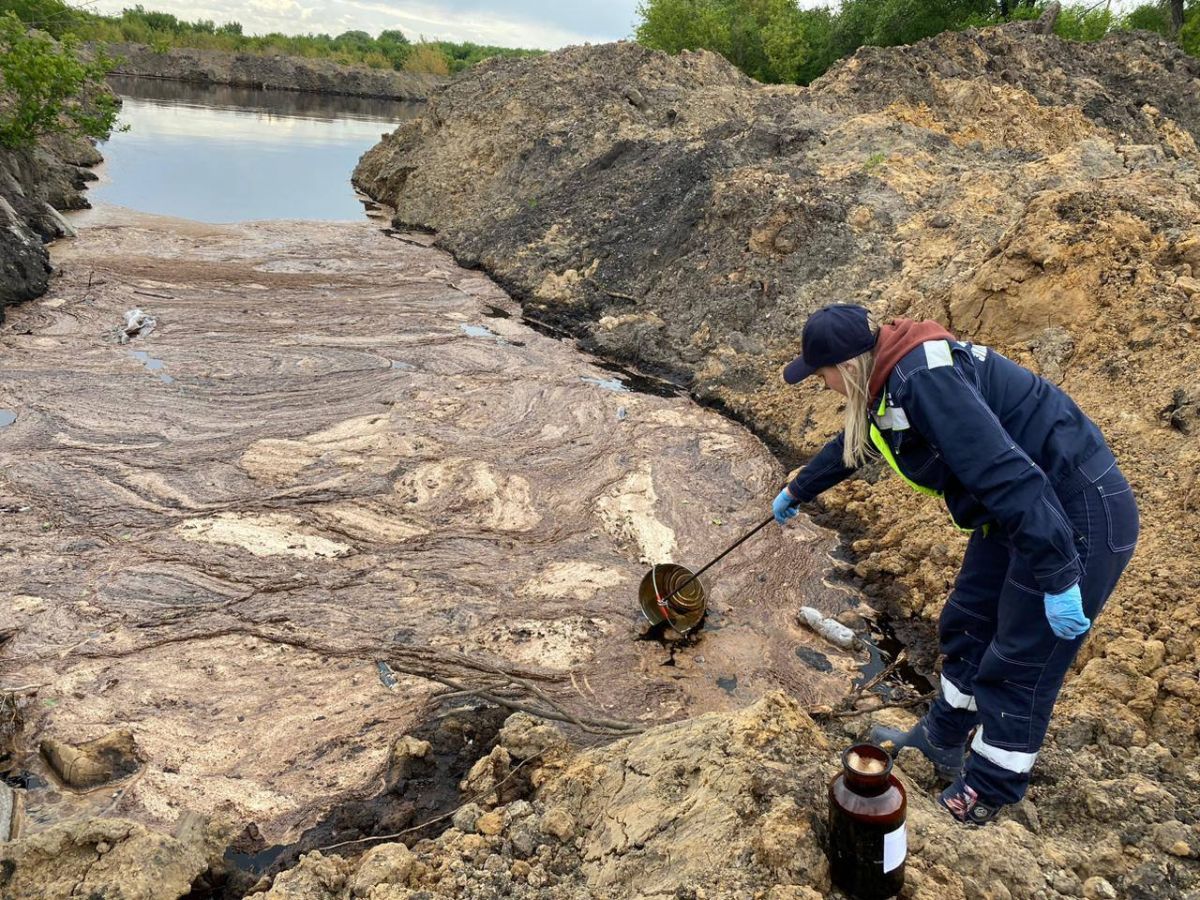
783, 304, 876, 384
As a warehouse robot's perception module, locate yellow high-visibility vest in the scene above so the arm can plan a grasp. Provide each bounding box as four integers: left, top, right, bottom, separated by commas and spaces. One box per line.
869, 390, 977, 534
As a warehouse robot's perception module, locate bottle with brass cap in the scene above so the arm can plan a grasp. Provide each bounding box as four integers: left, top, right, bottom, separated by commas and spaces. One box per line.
828, 742, 907, 899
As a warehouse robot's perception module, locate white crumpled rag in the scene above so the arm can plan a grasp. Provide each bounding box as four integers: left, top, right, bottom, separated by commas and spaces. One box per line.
118, 308, 157, 344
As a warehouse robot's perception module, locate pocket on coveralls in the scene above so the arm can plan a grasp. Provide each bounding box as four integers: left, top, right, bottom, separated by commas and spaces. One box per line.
1099, 485, 1138, 553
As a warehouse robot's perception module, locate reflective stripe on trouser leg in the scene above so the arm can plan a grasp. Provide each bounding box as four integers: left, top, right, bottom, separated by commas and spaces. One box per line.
924, 674, 979, 750
970, 728, 1037, 773
964, 468, 1137, 806
940, 673, 977, 711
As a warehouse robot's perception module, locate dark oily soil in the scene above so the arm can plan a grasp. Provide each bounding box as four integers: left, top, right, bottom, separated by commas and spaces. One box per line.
222, 705, 510, 880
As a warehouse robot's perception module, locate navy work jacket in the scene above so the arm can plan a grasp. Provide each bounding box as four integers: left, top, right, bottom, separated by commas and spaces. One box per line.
787, 340, 1114, 594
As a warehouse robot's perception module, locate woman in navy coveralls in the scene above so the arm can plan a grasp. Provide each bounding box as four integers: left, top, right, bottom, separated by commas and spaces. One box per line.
773, 304, 1139, 825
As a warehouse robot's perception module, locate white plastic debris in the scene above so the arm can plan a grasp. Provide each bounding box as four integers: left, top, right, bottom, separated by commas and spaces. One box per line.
1, 781, 21, 841
118, 308, 157, 344
798, 606, 857, 649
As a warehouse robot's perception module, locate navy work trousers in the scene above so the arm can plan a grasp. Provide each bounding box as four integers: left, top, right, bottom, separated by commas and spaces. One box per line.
924, 455, 1139, 805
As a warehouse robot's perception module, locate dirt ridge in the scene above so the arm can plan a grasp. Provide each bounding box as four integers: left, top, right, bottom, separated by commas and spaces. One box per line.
97, 43, 447, 101
0, 134, 103, 316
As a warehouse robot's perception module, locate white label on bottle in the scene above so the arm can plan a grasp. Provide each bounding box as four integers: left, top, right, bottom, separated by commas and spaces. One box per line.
883, 823, 907, 873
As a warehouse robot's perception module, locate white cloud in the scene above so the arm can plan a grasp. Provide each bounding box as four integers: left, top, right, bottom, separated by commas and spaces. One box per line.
82, 0, 632, 47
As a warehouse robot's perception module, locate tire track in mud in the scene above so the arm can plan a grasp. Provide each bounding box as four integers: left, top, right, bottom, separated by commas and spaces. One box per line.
0, 208, 865, 842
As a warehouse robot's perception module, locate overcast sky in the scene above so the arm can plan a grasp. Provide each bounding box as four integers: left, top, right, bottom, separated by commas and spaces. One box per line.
84, 0, 637, 47
81, 0, 1153, 50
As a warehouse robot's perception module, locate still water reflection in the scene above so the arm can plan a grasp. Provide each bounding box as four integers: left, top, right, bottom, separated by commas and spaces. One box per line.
89, 76, 421, 222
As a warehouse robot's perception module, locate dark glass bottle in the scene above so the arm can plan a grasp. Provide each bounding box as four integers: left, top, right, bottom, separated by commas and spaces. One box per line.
828, 742, 907, 900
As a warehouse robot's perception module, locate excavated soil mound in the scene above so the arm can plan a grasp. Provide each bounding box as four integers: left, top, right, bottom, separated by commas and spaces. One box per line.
142, 696, 1197, 899
353, 26, 1200, 760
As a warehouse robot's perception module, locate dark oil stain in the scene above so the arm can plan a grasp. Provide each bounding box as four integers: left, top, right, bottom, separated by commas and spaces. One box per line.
221, 705, 511, 878
1, 770, 47, 790
795, 646, 833, 672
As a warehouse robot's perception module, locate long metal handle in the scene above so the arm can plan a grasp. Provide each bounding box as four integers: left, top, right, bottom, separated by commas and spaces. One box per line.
656, 515, 775, 607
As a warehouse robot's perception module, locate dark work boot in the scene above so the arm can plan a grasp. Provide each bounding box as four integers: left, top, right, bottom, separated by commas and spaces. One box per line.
939, 776, 1002, 826
868, 718, 966, 781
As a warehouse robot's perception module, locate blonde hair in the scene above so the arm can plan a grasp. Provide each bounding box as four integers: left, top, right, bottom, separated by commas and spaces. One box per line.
837, 314, 882, 469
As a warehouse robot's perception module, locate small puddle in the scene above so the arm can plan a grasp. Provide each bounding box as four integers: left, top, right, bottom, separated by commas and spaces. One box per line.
1, 770, 47, 791
580, 375, 631, 393
2, 759, 136, 833
594, 361, 683, 398
856, 615, 934, 700
0, 410, 15, 427
459, 323, 524, 347
129, 350, 175, 385
225, 842, 288, 876
390, 360, 415, 370
716, 675, 738, 695
460, 324, 496, 339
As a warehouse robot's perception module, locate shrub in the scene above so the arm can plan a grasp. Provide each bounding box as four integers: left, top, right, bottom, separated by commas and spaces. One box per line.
1, 3, 534, 76
1054, 4, 1116, 41
1122, 3, 1171, 34
1182, 12, 1199, 54
635, 0, 731, 56
402, 42, 451, 76
637, 0, 842, 84
0, 0, 81, 37
0, 13, 121, 150
378, 28, 411, 68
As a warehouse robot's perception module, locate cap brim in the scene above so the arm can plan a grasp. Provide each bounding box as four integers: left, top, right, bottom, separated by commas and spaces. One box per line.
783, 356, 817, 385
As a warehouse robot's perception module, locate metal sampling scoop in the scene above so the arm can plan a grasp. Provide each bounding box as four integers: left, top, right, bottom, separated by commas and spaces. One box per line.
638, 515, 774, 635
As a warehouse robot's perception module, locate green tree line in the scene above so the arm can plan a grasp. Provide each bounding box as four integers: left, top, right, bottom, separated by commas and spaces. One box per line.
636, 0, 1200, 84
0, 1, 543, 75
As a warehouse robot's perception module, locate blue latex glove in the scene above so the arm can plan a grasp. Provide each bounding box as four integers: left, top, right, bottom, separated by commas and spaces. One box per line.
1044, 584, 1090, 639
773, 488, 800, 526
